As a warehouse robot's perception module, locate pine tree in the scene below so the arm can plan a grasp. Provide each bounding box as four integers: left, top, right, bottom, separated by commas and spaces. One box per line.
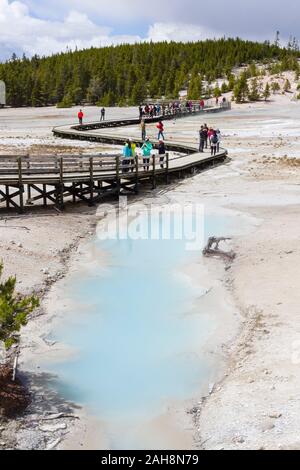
0, 38, 297, 107
271, 81, 281, 94
227, 74, 236, 91
248, 78, 261, 101
284, 79, 291, 93
213, 86, 221, 98
130, 79, 147, 105
101, 90, 116, 107
87, 77, 104, 104
233, 73, 249, 102
263, 83, 271, 101
248, 63, 259, 77
174, 68, 187, 97
70, 86, 84, 105
57, 94, 73, 108
221, 82, 228, 94
0, 263, 39, 351
31, 78, 43, 107
188, 74, 202, 100
149, 77, 160, 98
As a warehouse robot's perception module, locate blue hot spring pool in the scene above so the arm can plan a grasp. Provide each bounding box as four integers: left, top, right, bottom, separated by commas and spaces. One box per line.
42, 209, 240, 449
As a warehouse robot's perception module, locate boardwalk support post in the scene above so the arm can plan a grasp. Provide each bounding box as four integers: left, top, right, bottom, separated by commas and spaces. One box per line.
17, 157, 24, 213
152, 154, 156, 190
26, 156, 32, 204
135, 155, 139, 194
89, 157, 94, 206
57, 157, 64, 210
165, 152, 170, 184
5, 186, 9, 209
116, 155, 120, 196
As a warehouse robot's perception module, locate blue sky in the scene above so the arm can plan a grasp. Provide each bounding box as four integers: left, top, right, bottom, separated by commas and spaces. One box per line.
0, 0, 298, 60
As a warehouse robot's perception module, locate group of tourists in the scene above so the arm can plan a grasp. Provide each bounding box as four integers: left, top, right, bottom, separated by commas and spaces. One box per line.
199, 124, 221, 156
76, 106, 222, 173
139, 100, 207, 119
122, 119, 167, 172
139, 102, 183, 119
122, 137, 166, 173
77, 97, 228, 127
139, 104, 162, 119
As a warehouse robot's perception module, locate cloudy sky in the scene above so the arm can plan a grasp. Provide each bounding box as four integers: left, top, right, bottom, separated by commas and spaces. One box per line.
0, 0, 298, 60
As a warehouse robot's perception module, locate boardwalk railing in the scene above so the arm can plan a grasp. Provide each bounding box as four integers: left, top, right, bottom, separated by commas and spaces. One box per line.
0, 106, 231, 213
0, 147, 228, 213
64, 103, 231, 133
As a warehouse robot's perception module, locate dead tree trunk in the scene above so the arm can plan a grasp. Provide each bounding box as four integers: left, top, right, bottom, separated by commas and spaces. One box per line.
203, 237, 236, 261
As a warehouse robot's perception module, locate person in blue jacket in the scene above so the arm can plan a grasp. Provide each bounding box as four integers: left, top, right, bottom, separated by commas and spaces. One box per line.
122, 140, 132, 173
141, 138, 153, 171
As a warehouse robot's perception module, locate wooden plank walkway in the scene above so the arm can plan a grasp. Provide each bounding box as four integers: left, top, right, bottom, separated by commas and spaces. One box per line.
0, 107, 230, 212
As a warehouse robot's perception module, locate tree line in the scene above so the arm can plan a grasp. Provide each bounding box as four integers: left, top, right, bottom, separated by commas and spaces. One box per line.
0, 38, 298, 107
233, 58, 300, 102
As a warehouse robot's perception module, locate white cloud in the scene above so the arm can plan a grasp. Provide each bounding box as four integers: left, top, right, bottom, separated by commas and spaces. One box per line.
30, 0, 299, 40
148, 23, 220, 43
0, 0, 143, 57
4, 0, 300, 56
0, 0, 226, 59
0, 0, 293, 59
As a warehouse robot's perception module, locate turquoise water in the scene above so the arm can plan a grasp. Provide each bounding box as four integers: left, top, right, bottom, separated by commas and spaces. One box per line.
44, 210, 237, 449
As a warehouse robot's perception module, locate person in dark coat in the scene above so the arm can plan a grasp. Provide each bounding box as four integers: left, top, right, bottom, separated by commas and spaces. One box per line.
199, 126, 206, 152
158, 139, 166, 169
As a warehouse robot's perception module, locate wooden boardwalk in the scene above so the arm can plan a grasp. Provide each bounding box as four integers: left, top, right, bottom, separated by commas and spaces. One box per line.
0, 107, 230, 212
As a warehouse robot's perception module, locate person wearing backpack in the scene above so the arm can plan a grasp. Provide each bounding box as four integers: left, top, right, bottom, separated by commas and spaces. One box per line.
211, 131, 218, 156
216, 129, 221, 153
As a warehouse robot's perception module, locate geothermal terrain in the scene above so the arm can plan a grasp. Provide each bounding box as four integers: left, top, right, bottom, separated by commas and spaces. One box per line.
1, 79, 300, 449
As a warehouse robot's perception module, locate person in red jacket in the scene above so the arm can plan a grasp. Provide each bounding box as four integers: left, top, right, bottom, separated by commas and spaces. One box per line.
208, 127, 214, 148
78, 109, 84, 125
157, 121, 164, 140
